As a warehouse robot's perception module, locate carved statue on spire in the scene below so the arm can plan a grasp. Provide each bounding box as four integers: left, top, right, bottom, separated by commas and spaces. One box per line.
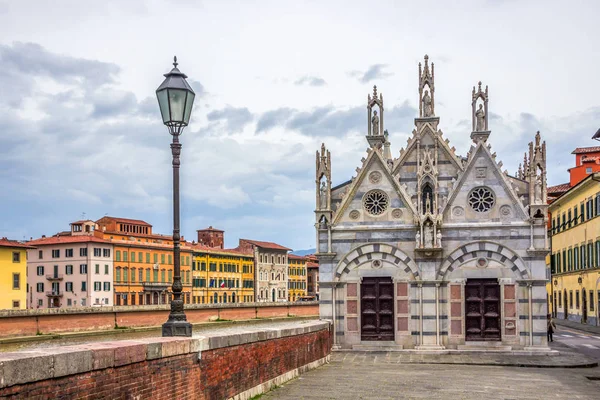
371, 110, 380, 136
422, 90, 433, 117
475, 104, 485, 131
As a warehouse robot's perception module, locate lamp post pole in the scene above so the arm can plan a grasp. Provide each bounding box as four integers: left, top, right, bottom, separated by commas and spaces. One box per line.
157, 56, 195, 337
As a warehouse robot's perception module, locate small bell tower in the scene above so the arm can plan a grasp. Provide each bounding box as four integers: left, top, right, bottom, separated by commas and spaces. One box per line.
315, 143, 333, 254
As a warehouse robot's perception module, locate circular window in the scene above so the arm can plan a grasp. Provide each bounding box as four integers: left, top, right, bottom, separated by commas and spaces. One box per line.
468, 187, 495, 212
363, 190, 389, 216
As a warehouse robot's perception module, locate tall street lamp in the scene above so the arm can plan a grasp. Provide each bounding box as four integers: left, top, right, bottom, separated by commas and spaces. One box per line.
156, 56, 195, 337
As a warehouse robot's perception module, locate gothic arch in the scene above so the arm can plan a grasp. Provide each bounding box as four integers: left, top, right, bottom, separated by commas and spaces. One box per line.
334, 243, 419, 281
438, 241, 530, 279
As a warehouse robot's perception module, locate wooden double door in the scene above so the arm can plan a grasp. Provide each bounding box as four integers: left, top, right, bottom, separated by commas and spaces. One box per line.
361, 277, 394, 341
465, 279, 501, 341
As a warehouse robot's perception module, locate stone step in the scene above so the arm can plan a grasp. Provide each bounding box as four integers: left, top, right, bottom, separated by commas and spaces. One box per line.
352, 343, 404, 351
456, 344, 512, 351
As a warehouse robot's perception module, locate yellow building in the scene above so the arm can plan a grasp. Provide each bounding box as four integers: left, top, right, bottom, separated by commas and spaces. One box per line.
288, 254, 307, 301
549, 172, 600, 325
191, 245, 254, 304
0, 238, 33, 309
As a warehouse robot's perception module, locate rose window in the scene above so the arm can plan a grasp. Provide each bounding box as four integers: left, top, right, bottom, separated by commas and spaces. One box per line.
363, 190, 389, 216
468, 187, 495, 212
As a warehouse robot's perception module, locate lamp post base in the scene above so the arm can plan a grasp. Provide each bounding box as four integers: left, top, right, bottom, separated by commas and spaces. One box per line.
162, 320, 193, 337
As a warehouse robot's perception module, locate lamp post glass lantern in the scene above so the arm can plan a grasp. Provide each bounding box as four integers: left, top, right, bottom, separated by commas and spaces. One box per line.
157, 56, 195, 337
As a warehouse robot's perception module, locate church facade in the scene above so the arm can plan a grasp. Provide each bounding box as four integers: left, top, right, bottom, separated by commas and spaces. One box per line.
315, 55, 550, 350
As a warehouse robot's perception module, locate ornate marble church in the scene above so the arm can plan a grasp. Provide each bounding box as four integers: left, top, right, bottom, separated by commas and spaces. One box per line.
315, 55, 550, 350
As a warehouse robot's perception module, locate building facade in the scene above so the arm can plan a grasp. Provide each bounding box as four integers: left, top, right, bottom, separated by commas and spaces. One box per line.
307, 256, 319, 300
26, 221, 114, 308
238, 239, 291, 302
549, 173, 600, 325
95, 216, 193, 306
191, 243, 254, 304
288, 254, 308, 301
0, 238, 32, 309
316, 56, 549, 350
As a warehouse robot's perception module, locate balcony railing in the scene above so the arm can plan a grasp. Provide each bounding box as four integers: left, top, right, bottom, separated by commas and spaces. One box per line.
46, 274, 64, 281
46, 291, 63, 297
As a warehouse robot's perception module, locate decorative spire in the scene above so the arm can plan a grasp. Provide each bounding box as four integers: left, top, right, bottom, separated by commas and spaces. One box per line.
418, 54, 435, 118
373, 85, 378, 99
173, 55, 178, 68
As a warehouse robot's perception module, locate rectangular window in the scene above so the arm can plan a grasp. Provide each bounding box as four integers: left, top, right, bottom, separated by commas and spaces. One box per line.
103, 248, 111, 258
66, 282, 73, 292
161, 254, 165, 264
556, 253, 561, 274
116, 269, 121, 282
116, 251, 121, 262
146, 269, 150, 282
65, 249, 73, 258
52, 249, 60, 258
168, 270, 173, 283
81, 281, 87, 291
568, 249, 573, 271
153, 270, 158, 282
154, 253, 158, 263
146, 253, 150, 263
37, 282, 44, 292
93, 248, 101, 257
590, 291, 595, 312
123, 251, 128, 262
139, 269, 143, 282
581, 246, 587, 269
80, 247, 87, 257
105, 264, 109, 275
67, 299, 72, 306
12, 300, 20, 309
37, 266, 44, 276
576, 291, 580, 309
11, 251, 21, 263
562, 250, 566, 272
38, 250, 43, 259
138, 252, 143, 263
168, 255, 172, 265
65, 265, 73, 275
131, 268, 136, 282
80, 264, 88, 274
201, 262, 206, 271
596, 241, 600, 267
558, 291, 562, 307
570, 291, 574, 308
574, 246, 579, 270
161, 269, 166, 283
123, 269, 128, 282
574, 207, 578, 226
103, 282, 110, 291
567, 209, 572, 228
95, 264, 100, 274
94, 282, 101, 291
131, 251, 135, 262
12, 273, 20, 289
581, 203, 585, 222
588, 243, 594, 269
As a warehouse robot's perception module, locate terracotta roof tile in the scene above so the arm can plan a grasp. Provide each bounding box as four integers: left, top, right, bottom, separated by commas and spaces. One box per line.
99, 216, 152, 226
27, 235, 110, 246
0, 238, 36, 249
239, 239, 292, 251
547, 183, 570, 194
572, 146, 600, 154
197, 226, 224, 232
189, 243, 253, 257
288, 254, 306, 260
307, 262, 319, 268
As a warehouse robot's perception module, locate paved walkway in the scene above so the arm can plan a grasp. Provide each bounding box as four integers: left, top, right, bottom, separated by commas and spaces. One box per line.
556, 318, 600, 335
263, 352, 600, 399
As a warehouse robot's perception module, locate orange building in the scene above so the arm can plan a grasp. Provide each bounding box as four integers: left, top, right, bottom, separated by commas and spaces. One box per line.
95, 217, 192, 306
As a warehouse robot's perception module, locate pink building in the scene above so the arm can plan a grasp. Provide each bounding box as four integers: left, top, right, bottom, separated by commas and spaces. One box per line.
26, 221, 114, 309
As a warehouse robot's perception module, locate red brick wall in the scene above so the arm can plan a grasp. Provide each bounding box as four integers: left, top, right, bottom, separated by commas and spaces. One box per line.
0, 329, 331, 400
0, 304, 318, 338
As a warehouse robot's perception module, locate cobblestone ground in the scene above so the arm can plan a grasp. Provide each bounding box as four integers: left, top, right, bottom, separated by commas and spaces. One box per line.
263, 353, 600, 399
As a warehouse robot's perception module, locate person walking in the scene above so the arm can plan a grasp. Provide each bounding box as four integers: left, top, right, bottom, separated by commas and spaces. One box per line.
547, 314, 557, 342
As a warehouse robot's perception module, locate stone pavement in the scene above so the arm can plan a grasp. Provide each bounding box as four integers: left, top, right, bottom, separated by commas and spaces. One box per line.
262, 352, 600, 400
556, 318, 600, 335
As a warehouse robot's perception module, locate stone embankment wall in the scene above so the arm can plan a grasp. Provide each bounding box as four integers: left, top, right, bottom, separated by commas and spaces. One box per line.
0, 302, 318, 338
0, 320, 331, 399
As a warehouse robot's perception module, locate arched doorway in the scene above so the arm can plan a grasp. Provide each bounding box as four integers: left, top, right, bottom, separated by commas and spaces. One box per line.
564, 290, 568, 320
582, 289, 587, 323
231, 292, 236, 303
153, 292, 159, 305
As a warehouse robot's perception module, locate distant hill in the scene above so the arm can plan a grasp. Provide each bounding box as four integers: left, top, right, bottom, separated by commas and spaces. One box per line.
291, 248, 316, 256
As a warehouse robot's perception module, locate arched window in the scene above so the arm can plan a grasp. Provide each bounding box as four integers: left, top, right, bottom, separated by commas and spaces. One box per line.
232, 292, 236, 303
223, 292, 228, 303
214, 292, 218, 303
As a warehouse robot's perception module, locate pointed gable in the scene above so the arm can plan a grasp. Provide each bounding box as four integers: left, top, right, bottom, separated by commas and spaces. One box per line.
333, 149, 415, 225
442, 142, 528, 223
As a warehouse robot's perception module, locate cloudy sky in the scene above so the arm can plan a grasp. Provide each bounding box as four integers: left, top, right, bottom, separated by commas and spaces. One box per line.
0, 0, 598, 250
